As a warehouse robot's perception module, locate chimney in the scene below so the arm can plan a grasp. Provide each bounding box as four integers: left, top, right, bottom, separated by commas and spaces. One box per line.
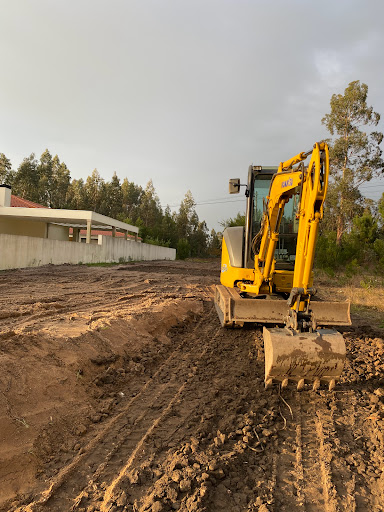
0, 184, 12, 207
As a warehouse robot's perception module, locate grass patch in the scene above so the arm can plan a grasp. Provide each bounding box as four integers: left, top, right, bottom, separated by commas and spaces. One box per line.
85, 260, 136, 267
85, 262, 120, 267
315, 268, 384, 331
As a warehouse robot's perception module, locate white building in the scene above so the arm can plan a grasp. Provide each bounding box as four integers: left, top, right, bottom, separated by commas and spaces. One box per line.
0, 185, 175, 269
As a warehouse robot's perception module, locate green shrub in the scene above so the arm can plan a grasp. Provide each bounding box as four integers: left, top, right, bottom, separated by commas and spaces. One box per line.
177, 238, 190, 260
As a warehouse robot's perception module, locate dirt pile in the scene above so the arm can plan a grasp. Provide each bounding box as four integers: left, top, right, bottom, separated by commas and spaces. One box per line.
0, 260, 383, 511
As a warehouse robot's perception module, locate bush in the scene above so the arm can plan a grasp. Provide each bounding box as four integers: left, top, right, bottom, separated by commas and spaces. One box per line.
374, 239, 384, 268
143, 236, 171, 248
316, 232, 344, 269
177, 238, 190, 260
316, 228, 384, 273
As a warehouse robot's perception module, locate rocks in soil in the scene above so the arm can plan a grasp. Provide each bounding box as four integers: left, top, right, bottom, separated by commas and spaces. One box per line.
214, 430, 226, 446
179, 479, 192, 492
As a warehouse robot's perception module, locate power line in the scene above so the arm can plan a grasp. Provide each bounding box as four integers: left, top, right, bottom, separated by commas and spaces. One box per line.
163, 198, 245, 208
195, 199, 245, 206
163, 182, 383, 209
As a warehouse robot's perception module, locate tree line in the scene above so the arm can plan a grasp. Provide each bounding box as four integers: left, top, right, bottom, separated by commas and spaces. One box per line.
220, 81, 384, 272
1, 81, 383, 267
0, 151, 221, 258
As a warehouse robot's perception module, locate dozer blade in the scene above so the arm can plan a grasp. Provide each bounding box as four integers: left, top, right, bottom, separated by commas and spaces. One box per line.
263, 327, 346, 390
214, 285, 351, 327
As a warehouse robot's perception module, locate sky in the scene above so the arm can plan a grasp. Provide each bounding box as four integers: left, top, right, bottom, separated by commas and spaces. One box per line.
1, 0, 383, 231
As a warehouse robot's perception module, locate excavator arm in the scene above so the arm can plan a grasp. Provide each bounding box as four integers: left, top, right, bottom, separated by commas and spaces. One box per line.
238, 142, 328, 313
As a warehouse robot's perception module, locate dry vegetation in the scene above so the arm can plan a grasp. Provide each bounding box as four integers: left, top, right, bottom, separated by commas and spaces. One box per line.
316, 269, 384, 330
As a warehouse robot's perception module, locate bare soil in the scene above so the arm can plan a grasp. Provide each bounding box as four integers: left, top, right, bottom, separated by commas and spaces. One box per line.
0, 259, 384, 512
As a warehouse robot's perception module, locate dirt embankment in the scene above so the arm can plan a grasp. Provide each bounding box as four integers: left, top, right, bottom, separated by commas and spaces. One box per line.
0, 260, 384, 512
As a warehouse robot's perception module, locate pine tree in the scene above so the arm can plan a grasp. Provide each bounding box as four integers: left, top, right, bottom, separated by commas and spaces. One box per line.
138, 180, 163, 236
67, 178, 86, 209
0, 153, 13, 185
104, 172, 123, 219
161, 205, 178, 247
121, 178, 143, 223
219, 212, 246, 229
13, 154, 41, 203
176, 190, 196, 239
208, 229, 222, 257
84, 169, 106, 213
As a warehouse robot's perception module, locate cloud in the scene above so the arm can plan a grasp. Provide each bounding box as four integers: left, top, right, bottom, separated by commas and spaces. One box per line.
0, 0, 383, 230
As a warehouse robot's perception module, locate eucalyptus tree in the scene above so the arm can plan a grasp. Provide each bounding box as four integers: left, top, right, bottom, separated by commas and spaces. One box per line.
50, 155, 71, 209
38, 149, 54, 206
322, 81, 384, 242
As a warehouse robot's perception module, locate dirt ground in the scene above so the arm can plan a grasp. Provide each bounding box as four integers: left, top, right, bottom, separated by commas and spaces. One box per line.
1, 259, 384, 512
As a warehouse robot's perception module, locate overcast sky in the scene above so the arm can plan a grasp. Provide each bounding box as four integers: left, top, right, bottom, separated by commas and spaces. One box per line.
1, 0, 383, 231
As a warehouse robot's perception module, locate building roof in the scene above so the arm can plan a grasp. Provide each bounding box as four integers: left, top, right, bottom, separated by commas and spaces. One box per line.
11, 195, 47, 208
2, 193, 139, 236
1, 206, 139, 236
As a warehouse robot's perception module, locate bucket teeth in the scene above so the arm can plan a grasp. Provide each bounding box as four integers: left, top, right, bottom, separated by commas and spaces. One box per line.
263, 327, 345, 393
264, 377, 338, 391
297, 379, 305, 391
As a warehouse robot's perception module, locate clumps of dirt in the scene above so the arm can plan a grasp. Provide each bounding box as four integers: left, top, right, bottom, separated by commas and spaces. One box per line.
104, 397, 282, 512
0, 298, 204, 508
341, 329, 384, 384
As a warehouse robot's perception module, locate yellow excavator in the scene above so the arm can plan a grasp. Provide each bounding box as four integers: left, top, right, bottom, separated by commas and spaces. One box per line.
214, 142, 351, 391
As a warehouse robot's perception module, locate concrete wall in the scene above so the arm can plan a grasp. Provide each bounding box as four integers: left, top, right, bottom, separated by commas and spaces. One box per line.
0, 217, 46, 238
0, 218, 69, 241
47, 223, 70, 241
0, 234, 176, 270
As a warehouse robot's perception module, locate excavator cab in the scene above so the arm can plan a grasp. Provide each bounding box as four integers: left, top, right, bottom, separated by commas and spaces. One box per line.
253, 170, 299, 270
215, 143, 351, 390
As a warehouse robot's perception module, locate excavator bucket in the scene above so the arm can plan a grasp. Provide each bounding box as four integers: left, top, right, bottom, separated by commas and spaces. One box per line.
263, 327, 346, 390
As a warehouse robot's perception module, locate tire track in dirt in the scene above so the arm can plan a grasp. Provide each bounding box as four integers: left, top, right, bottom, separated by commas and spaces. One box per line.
268, 392, 338, 512
106, 325, 278, 512
332, 388, 384, 511
2, 261, 384, 512
265, 386, 384, 512
14, 305, 274, 512
0, 265, 212, 337
14, 308, 222, 511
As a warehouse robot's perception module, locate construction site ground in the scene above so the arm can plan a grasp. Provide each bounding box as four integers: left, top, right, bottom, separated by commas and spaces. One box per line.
1, 259, 384, 512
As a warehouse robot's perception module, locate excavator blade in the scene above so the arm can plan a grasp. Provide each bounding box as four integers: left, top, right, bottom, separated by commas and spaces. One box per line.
263, 327, 346, 390
214, 285, 351, 327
